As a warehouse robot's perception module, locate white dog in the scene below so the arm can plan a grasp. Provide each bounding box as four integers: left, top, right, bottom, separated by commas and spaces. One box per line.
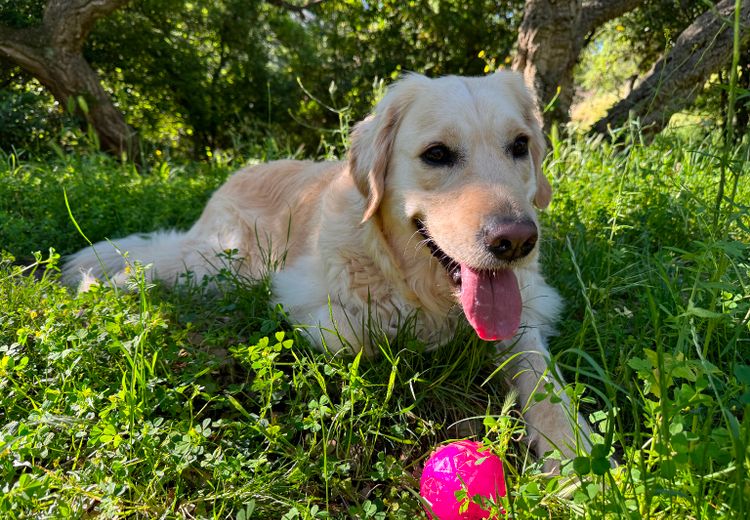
64, 71, 594, 470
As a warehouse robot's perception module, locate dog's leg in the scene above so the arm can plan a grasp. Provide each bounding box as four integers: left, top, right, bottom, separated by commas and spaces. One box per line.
499, 330, 594, 473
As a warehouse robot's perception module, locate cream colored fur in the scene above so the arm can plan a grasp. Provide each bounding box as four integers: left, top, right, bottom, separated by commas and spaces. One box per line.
63, 71, 594, 471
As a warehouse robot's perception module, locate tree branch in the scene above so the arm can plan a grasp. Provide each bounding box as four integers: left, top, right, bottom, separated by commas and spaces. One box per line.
580, 0, 647, 36
592, 0, 750, 135
44, 0, 133, 52
0, 0, 139, 159
0, 24, 48, 78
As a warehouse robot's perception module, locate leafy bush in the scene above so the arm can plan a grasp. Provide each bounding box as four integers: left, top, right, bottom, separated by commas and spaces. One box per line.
0, 80, 65, 153
0, 150, 231, 261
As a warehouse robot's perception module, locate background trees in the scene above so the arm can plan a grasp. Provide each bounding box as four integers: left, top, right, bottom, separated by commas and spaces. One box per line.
0, 0, 748, 160
511, 0, 647, 128
592, 0, 750, 135
0, 0, 137, 158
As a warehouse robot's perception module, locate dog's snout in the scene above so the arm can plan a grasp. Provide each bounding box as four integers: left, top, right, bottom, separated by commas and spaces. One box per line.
483, 219, 538, 261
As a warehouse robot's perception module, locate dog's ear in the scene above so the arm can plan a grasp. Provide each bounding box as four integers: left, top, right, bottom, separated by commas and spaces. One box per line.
348, 108, 399, 222
496, 71, 552, 209
529, 123, 551, 209
348, 75, 423, 222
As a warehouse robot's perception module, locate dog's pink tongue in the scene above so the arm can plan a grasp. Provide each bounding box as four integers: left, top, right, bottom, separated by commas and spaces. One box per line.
459, 265, 522, 341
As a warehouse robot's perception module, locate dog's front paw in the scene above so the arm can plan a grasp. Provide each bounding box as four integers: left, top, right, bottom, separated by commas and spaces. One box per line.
526, 405, 595, 474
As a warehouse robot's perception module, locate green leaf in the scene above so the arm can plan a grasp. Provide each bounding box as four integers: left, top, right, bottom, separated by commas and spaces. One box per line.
77, 96, 89, 115
572, 456, 591, 474
734, 365, 750, 386
660, 459, 676, 479
584, 482, 599, 499
591, 457, 611, 475
590, 443, 609, 459
226, 394, 254, 420
669, 421, 684, 435
627, 357, 651, 372
685, 303, 724, 319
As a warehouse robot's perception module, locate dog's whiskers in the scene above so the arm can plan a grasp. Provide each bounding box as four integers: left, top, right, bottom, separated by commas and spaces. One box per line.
403, 227, 432, 260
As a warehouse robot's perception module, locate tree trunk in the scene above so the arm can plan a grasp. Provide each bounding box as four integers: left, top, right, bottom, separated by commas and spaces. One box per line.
591, 0, 750, 136
512, 0, 580, 127
732, 38, 750, 138
512, 0, 646, 129
0, 0, 137, 160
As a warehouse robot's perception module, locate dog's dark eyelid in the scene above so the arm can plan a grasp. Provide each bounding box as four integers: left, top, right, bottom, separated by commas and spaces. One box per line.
421, 144, 456, 167
508, 135, 529, 159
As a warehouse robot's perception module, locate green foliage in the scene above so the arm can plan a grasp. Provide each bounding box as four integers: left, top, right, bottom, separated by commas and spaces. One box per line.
1, 0, 524, 159
0, 0, 44, 28
0, 79, 65, 152
3, 0, 746, 159
541, 128, 749, 517
608, 0, 706, 76
305, 0, 521, 109
2, 2, 748, 517
0, 246, 501, 518
0, 149, 231, 261
88, 0, 283, 158
576, 22, 639, 96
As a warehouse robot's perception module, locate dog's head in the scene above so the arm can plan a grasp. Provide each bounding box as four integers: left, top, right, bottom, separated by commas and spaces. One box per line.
348, 72, 550, 342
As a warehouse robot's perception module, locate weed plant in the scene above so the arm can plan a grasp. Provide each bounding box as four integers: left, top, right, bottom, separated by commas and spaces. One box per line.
0, 127, 748, 518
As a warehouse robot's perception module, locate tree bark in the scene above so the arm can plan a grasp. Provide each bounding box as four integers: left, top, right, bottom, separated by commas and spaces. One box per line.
591, 0, 750, 136
0, 0, 138, 159
512, 0, 646, 129
735, 45, 750, 137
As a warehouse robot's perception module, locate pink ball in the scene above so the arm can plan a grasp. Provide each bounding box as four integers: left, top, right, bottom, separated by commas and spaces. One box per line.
420, 440, 506, 519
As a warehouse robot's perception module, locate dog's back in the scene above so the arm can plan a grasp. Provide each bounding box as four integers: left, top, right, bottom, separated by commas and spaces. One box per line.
62, 159, 342, 289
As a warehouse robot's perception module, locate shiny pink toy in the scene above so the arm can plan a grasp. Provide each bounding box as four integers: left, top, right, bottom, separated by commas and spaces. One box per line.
420, 440, 506, 519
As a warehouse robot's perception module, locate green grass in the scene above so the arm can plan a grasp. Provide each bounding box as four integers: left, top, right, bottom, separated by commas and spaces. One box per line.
0, 130, 748, 518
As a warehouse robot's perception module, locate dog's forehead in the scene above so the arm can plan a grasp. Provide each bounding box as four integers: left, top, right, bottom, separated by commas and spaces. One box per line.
399, 75, 530, 141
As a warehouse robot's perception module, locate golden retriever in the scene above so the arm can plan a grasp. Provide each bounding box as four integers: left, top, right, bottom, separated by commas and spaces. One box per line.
63, 71, 593, 471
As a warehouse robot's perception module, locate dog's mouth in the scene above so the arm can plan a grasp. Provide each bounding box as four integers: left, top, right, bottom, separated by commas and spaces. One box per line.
415, 218, 522, 342
415, 219, 462, 286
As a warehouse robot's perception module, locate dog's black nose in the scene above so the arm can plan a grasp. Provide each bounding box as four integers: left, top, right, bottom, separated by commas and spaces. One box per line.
483, 219, 538, 261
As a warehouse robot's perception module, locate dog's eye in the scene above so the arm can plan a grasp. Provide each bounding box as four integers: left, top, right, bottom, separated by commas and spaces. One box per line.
509, 135, 529, 159
421, 144, 456, 167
